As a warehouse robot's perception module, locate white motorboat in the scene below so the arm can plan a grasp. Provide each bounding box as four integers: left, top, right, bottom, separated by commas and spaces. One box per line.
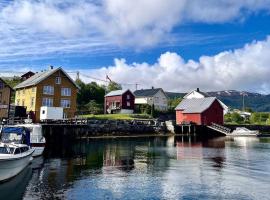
0, 127, 34, 182
15, 124, 46, 157
229, 127, 259, 136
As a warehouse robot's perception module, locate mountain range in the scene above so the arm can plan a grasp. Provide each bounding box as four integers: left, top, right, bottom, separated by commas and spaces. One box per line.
166, 90, 270, 112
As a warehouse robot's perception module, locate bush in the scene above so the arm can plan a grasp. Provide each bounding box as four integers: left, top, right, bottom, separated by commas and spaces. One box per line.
231, 112, 244, 124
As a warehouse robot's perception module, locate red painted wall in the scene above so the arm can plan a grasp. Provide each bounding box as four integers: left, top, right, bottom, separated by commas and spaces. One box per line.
176, 99, 224, 125
201, 100, 223, 125
105, 90, 135, 113
176, 110, 201, 125
121, 90, 135, 110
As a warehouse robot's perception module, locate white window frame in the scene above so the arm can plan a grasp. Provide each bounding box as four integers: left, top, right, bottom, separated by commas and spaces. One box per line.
17, 99, 20, 106
127, 94, 130, 100
127, 101, 130, 107
43, 85, 54, 95
61, 99, 71, 108
56, 77, 61, 84
42, 98, 53, 107
61, 88, 71, 96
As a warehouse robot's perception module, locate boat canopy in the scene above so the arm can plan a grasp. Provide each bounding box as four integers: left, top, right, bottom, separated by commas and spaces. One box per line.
1, 127, 30, 146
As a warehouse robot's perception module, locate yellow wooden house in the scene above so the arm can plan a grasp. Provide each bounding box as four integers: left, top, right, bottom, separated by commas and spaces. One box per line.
14, 67, 79, 122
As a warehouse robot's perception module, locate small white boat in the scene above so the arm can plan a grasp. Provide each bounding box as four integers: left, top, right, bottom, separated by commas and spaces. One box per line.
0, 127, 34, 182
15, 124, 46, 157
229, 127, 259, 136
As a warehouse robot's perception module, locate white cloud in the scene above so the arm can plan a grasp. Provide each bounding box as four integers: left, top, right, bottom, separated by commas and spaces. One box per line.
86, 36, 270, 93
1, 0, 270, 50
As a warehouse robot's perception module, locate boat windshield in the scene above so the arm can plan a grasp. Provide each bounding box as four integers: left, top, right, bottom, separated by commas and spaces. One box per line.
0, 147, 15, 154
1, 132, 23, 143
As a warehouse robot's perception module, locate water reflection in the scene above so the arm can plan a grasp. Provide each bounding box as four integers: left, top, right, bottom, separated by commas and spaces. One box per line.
0, 166, 32, 200
0, 136, 269, 199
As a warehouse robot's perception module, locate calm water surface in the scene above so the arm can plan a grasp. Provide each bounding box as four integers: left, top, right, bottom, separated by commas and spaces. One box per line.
1, 136, 270, 200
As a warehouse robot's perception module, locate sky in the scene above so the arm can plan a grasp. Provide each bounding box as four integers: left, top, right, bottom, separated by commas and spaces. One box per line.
1, 0, 270, 93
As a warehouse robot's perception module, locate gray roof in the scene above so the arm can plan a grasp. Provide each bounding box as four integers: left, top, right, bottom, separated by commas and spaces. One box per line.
14, 67, 79, 89
105, 89, 131, 97
183, 89, 210, 99
175, 97, 221, 113
134, 88, 163, 97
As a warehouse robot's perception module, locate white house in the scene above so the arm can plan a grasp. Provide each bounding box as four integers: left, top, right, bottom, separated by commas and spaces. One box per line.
134, 88, 169, 111
183, 88, 229, 114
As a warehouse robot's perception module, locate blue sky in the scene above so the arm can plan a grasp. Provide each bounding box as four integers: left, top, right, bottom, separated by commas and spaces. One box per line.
1, 0, 270, 92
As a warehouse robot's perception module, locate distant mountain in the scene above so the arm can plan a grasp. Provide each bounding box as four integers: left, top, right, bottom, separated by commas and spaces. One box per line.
208, 90, 270, 112
165, 92, 185, 99
165, 90, 270, 112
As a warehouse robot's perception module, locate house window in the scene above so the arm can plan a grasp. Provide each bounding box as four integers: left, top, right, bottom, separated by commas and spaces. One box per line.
56, 77, 61, 84
127, 101, 130, 107
127, 94, 130, 100
18, 90, 20, 95
43, 85, 54, 95
32, 87, 35, 93
42, 98, 53, 107
61, 99, 71, 108
61, 88, 71, 96
31, 97, 35, 107
17, 99, 20, 106
0, 92, 2, 103
23, 89, 25, 95
0, 83, 4, 89
22, 99, 25, 106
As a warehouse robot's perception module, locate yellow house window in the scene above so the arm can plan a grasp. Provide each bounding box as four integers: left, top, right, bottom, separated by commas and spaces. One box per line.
17, 99, 20, 105
18, 90, 20, 95
22, 99, 25, 106
56, 77, 61, 84
43, 86, 54, 95
32, 87, 35, 93
61, 99, 71, 108
23, 89, 25, 95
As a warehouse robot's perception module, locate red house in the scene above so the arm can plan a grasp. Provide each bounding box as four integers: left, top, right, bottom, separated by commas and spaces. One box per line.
175, 97, 224, 125
105, 89, 135, 114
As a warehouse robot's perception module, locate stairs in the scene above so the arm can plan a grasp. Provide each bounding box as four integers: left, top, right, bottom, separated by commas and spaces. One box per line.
207, 123, 231, 135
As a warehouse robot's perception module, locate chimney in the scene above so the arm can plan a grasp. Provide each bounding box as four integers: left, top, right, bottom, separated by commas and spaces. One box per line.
152, 86, 154, 89
197, 88, 200, 92
49, 65, 54, 70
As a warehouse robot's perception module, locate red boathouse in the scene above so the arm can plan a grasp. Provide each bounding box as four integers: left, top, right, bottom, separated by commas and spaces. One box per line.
105, 89, 135, 114
175, 97, 224, 125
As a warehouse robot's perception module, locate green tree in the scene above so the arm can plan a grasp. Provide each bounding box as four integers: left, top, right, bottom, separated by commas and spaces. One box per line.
151, 104, 156, 118
168, 98, 182, 110
107, 81, 122, 92
250, 113, 260, 124
76, 79, 106, 109
224, 113, 232, 123
231, 112, 244, 124
85, 100, 103, 114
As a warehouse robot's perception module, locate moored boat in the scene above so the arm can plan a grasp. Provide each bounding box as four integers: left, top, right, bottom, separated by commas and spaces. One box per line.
0, 127, 34, 182
15, 124, 46, 157
229, 127, 259, 136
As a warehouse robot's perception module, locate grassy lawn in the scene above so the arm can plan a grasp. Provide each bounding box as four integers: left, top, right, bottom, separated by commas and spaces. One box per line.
80, 113, 152, 120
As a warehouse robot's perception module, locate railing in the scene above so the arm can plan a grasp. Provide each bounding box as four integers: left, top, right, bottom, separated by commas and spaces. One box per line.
209, 123, 231, 133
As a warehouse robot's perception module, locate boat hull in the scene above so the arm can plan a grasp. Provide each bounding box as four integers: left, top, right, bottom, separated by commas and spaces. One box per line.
32, 146, 45, 157
0, 150, 34, 182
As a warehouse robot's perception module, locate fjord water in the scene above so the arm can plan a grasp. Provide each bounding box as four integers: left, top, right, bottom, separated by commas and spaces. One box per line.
1, 136, 270, 200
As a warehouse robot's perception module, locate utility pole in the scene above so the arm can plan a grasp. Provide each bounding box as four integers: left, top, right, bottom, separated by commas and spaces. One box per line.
76, 71, 80, 80
135, 83, 138, 90
242, 93, 245, 111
